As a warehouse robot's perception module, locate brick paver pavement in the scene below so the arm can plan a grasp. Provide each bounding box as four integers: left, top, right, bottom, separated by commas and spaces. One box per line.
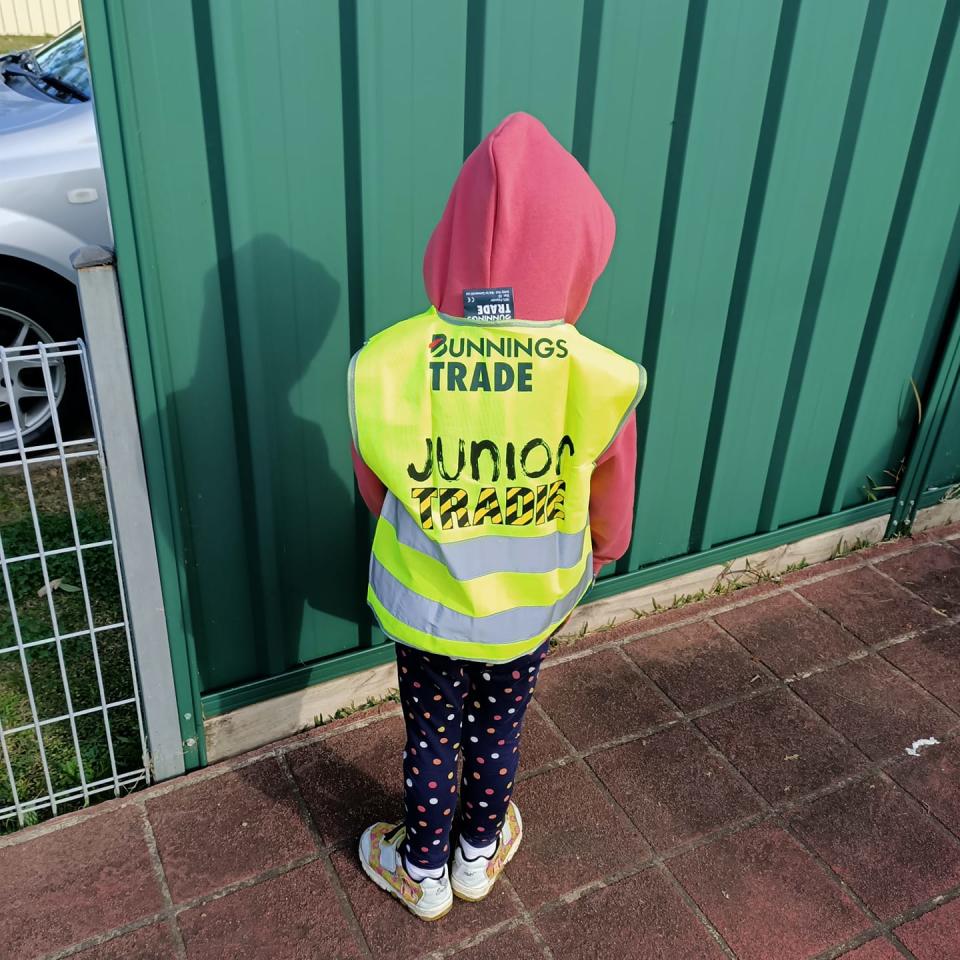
3, 524, 960, 959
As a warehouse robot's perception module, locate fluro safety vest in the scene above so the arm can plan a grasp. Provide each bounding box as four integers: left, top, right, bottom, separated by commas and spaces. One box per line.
349, 306, 646, 663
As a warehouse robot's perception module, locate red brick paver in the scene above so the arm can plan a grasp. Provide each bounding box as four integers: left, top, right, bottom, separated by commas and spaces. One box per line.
788, 776, 960, 918
877, 544, 960, 615
286, 714, 406, 844
882, 621, 960, 712
670, 822, 865, 960
797, 566, 943, 642
588, 725, 761, 851
696, 688, 869, 802
72, 924, 178, 960
533, 647, 675, 749
536, 868, 725, 959
508, 762, 649, 909
889, 737, 960, 834
625, 619, 769, 711
792, 655, 957, 760
147, 757, 315, 903
517, 703, 571, 772
895, 897, 960, 959
178, 860, 363, 959
453, 925, 547, 960
714, 591, 865, 677
0, 807, 164, 958
3, 529, 960, 960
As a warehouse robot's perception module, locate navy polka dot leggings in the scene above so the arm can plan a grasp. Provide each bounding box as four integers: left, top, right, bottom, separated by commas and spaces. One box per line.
396, 639, 549, 869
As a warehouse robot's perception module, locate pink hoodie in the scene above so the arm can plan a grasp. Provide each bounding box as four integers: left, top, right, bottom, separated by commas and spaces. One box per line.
351, 112, 638, 575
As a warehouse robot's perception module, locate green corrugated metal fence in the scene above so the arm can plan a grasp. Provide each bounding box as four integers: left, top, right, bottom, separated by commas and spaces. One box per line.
81, 0, 960, 767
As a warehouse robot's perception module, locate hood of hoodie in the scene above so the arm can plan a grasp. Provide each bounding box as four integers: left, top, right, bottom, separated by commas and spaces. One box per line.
423, 113, 615, 325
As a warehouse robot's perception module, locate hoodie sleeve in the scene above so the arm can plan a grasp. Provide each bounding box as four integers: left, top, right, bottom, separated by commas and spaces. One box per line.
589, 412, 637, 576
351, 442, 387, 515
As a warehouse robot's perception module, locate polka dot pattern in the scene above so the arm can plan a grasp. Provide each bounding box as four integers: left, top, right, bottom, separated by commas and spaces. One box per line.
396, 640, 548, 868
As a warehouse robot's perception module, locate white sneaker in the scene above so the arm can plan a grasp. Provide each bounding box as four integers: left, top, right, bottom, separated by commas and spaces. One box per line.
451, 802, 523, 902
359, 821, 453, 921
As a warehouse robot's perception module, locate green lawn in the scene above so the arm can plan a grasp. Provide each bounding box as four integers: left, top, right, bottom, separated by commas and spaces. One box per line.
0, 35, 49, 56
0, 458, 144, 831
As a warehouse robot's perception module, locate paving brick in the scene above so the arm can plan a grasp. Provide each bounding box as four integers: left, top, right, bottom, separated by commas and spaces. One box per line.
792, 656, 957, 761
671, 822, 865, 960
837, 939, 903, 959
518, 706, 570, 775
696, 689, 869, 803
888, 738, 960, 837
588, 725, 761, 851
534, 649, 675, 750
537, 868, 724, 959
508, 763, 649, 909
178, 860, 361, 959
626, 620, 768, 712
287, 715, 405, 845
147, 757, 314, 903
895, 897, 960, 959
882, 622, 960, 713
0, 807, 163, 958
789, 776, 960, 919
331, 848, 515, 956
715, 593, 865, 678
797, 567, 942, 643
74, 923, 178, 959
877, 545, 960, 616
781, 554, 864, 586
453, 924, 546, 960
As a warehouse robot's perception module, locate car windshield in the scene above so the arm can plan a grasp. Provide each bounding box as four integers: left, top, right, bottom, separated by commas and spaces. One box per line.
31, 24, 91, 99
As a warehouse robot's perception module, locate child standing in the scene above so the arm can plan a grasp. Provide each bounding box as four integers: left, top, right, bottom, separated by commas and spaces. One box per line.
348, 113, 645, 920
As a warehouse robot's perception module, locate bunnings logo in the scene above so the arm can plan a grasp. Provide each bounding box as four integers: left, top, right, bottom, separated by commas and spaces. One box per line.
426, 331, 568, 393
428, 333, 567, 360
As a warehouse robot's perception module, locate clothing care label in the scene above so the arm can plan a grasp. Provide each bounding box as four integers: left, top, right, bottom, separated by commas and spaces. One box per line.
463, 287, 515, 320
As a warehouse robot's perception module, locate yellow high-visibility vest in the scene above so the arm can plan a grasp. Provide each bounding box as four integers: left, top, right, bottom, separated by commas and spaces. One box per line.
349, 306, 646, 662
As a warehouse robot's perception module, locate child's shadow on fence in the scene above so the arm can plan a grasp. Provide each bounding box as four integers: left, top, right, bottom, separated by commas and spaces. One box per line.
148, 234, 365, 692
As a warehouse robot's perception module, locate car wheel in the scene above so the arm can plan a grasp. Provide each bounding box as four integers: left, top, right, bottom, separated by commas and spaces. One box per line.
0, 269, 87, 454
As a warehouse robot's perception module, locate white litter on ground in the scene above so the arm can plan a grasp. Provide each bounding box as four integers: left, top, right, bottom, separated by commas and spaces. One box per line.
905, 737, 940, 756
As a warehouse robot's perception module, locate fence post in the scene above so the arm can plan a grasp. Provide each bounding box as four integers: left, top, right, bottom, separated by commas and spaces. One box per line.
887, 274, 960, 537
71, 245, 186, 781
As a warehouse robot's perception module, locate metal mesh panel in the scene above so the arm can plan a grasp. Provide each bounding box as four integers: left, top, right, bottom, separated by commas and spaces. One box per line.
0, 340, 148, 827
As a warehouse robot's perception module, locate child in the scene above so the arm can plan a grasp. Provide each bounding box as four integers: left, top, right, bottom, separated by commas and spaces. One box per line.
348, 113, 645, 920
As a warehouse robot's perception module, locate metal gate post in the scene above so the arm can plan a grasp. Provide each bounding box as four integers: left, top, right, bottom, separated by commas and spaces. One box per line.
71, 246, 186, 780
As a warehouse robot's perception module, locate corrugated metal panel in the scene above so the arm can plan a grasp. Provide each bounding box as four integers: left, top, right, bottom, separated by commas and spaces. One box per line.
0, 0, 80, 35
927, 384, 960, 492
82, 0, 960, 735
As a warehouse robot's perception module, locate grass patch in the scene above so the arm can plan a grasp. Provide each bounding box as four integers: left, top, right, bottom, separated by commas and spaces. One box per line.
0, 35, 49, 56
0, 459, 144, 832
551, 556, 811, 650
314, 689, 400, 727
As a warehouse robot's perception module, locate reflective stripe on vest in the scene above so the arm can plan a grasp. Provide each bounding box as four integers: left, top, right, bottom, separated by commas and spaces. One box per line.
369, 549, 593, 647
381, 492, 586, 579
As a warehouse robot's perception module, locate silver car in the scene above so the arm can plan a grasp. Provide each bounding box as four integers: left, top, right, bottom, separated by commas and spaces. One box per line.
0, 24, 110, 449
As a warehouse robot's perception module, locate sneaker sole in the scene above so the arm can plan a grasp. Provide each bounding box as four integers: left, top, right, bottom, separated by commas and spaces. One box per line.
451, 812, 523, 902
358, 841, 453, 921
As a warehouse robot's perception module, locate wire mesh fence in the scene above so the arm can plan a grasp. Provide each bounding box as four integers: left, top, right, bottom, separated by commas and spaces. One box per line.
0, 340, 149, 829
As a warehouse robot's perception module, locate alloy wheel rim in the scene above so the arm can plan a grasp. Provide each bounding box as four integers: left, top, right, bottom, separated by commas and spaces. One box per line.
0, 307, 67, 446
